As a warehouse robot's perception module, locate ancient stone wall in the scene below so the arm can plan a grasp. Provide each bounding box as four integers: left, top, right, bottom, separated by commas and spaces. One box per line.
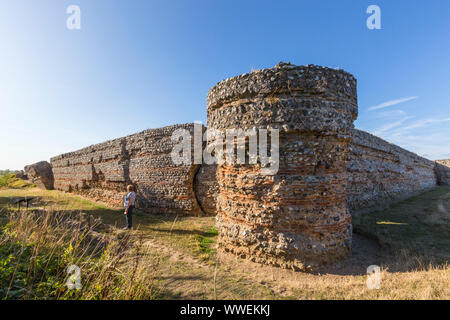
42, 62, 448, 270
347, 129, 437, 214
51, 124, 203, 214
191, 128, 442, 219
207, 63, 358, 270
435, 159, 450, 186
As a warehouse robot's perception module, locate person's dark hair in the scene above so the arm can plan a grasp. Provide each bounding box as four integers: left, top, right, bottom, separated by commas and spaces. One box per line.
127, 185, 134, 192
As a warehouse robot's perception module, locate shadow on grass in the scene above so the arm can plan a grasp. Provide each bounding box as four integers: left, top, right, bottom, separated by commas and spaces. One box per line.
0, 192, 177, 228
150, 227, 217, 237
345, 186, 450, 275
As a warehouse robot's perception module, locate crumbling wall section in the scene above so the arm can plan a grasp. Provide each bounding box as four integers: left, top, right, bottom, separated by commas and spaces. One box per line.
435, 159, 450, 186
348, 129, 437, 214
51, 124, 202, 214
194, 164, 219, 216
24, 161, 54, 190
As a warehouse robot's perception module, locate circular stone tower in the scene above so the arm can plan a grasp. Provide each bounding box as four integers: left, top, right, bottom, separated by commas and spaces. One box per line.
207, 62, 358, 270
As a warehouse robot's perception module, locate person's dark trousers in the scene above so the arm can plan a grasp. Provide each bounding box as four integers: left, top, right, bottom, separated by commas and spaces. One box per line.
126, 205, 134, 229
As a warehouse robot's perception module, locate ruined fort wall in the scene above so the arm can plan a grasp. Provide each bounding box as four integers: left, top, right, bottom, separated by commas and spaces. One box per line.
435, 159, 450, 186
188, 128, 443, 218
51, 123, 203, 214
44, 62, 448, 270
348, 129, 437, 214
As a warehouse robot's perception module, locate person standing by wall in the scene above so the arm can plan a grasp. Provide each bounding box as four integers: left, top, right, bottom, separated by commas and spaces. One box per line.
123, 185, 136, 230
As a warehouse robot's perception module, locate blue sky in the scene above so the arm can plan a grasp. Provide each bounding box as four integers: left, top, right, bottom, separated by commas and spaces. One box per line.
1, 0, 450, 170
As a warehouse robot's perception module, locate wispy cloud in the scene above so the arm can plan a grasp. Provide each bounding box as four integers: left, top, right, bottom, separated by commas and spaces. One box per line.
372, 116, 414, 136
369, 116, 450, 160
380, 132, 450, 160
361, 95, 450, 160
368, 96, 418, 111
401, 117, 450, 131
374, 109, 407, 119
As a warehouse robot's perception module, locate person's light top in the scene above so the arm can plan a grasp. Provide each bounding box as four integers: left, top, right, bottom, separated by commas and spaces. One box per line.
124, 191, 136, 207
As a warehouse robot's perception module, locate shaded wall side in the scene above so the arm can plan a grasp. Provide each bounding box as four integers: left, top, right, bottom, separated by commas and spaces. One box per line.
435, 159, 450, 186
194, 164, 219, 215
348, 129, 437, 214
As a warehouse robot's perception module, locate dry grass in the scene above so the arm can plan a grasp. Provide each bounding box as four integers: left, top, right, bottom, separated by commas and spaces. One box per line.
0, 205, 160, 299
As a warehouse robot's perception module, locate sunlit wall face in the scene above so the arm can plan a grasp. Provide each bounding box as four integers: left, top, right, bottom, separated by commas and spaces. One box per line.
1, 0, 450, 170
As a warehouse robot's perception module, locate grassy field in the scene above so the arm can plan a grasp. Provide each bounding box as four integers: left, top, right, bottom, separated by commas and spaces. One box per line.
0, 173, 34, 189
0, 184, 449, 300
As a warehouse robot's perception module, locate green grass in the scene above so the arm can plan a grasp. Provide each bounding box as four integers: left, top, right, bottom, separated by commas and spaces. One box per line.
0, 208, 160, 299
0, 221, 73, 299
353, 186, 450, 264
194, 226, 219, 262
137, 214, 218, 264
0, 173, 34, 189
0, 187, 218, 263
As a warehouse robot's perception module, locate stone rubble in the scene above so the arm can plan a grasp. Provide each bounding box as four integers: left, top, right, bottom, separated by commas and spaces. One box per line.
24, 161, 54, 190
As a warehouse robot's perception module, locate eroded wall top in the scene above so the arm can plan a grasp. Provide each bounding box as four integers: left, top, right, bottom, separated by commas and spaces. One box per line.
207, 62, 358, 133
435, 159, 450, 185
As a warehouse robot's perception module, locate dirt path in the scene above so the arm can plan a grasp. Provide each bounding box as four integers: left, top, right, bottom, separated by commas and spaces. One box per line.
138, 230, 384, 299
141, 236, 282, 299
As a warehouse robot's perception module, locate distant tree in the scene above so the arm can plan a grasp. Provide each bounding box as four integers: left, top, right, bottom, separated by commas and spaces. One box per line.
0, 169, 19, 177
